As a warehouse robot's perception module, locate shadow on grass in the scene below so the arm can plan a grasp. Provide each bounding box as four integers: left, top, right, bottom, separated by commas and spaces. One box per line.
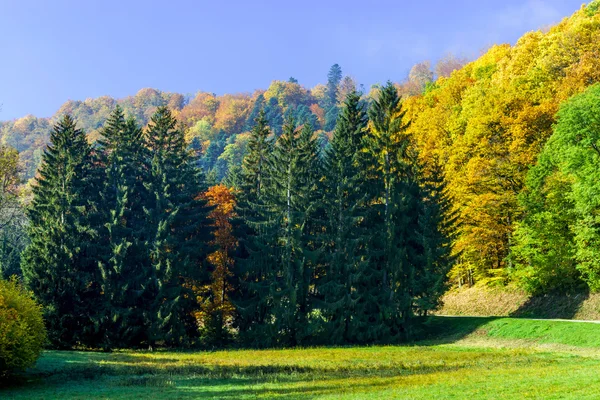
509, 290, 589, 319
413, 316, 500, 345
1, 353, 470, 399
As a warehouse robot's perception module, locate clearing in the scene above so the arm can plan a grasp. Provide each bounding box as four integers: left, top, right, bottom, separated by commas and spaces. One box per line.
3, 317, 600, 399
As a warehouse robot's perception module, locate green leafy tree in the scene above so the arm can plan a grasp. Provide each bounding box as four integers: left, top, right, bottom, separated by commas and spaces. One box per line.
516, 84, 600, 292
511, 152, 580, 294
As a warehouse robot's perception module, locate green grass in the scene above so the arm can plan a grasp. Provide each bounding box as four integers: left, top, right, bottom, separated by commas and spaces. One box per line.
423, 316, 600, 347
4, 317, 600, 399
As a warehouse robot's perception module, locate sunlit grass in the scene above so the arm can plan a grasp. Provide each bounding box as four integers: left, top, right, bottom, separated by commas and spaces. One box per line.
4, 317, 600, 399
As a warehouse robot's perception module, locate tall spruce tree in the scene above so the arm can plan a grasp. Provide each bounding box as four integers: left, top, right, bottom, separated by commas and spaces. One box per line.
320, 91, 369, 344
323, 64, 343, 131
22, 115, 103, 348
292, 121, 323, 343
144, 106, 212, 346
233, 110, 277, 347
361, 81, 415, 342
96, 106, 153, 348
263, 117, 322, 346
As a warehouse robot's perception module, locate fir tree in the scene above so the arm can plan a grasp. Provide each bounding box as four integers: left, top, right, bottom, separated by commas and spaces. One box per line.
22, 115, 103, 348
240, 110, 272, 201
262, 117, 321, 346
320, 91, 369, 344
233, 110, 276, 347
361, 81, 414, 342
96, 106, 153, 348
144, 107, 213, 346
323, 64, 343, 131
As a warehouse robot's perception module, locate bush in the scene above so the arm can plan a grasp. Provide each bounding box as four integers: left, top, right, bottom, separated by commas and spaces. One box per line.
0, 278, 46, 377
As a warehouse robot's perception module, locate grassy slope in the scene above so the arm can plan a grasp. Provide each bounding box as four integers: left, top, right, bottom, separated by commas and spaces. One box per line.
3, 317, 600, 399
437, 286, 600, 320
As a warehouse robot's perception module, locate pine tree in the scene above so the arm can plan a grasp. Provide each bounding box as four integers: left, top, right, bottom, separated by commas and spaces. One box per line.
259, 117, 322, 346
145, 106, 213, 347
320, 91, 369, 344
21, 115, 103, 348
96, 106, 153, 348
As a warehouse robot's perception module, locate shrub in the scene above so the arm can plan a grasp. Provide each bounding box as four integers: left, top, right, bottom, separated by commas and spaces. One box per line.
0, 278, 46, 377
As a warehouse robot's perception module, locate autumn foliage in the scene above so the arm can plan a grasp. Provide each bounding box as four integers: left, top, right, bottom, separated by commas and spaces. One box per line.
196, 184, 237, 344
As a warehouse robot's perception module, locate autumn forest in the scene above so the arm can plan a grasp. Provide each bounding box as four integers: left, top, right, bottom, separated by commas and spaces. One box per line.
3, 1, 600, 353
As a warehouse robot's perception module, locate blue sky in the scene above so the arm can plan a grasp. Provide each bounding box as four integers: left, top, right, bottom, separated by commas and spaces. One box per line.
0, 0, 587, 120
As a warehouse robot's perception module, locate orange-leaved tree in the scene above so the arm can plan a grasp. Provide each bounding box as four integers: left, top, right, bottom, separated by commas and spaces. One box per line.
196, 184, 238, 345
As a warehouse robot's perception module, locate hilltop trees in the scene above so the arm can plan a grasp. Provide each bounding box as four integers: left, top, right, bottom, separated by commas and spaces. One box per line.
323, 64, 343, 131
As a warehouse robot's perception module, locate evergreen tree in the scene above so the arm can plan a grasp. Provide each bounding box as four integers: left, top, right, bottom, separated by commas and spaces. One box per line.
361, 81, 415, 342
414, 157, 456, 314
244, 94, 266, 132
320, 91, 369, 344
240, 110, 272, 201
233, 110, 276, 347
144, 107, 213, 346
323, 64, 343, 131
96, 106, 153, 348
22, 115, 103, 348
264, 116, 308, 346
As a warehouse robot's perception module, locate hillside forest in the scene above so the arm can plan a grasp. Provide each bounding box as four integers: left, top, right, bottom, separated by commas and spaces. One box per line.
1, 2, 600, 348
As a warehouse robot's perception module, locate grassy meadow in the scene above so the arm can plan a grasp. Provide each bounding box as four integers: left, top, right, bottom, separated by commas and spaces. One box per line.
3, 317, 600, 399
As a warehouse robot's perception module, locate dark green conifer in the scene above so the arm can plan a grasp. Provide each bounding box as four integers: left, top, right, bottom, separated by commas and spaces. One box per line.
414, 157, 456, 315
232, 110, 276, 347
22, 115, 103, 348
360, 81, 414, 342
320, 91, 369, 344
96, 106, 152, 348
144, 106, 213, 346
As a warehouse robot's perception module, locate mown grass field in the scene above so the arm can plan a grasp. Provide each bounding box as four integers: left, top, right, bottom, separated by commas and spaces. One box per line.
3, 317, 600, 399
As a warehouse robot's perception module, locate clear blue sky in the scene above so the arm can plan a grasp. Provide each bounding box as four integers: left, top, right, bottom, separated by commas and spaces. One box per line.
0, 0, 587, 120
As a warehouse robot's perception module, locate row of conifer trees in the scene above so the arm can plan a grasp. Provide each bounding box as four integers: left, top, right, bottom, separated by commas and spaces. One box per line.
22, 82, 454, 349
